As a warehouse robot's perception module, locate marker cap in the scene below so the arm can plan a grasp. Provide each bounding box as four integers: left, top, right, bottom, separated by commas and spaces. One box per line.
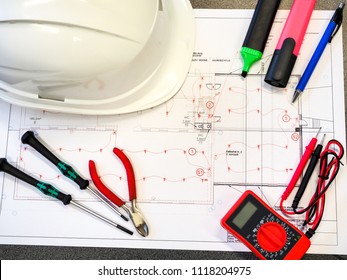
264, 38, 297, 87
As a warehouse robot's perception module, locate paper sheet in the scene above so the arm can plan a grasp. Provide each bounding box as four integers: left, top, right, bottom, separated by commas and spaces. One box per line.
0, 9, 346, 255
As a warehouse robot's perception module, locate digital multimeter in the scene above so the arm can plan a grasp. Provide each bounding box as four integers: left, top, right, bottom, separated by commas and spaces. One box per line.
221, 190, 311, 260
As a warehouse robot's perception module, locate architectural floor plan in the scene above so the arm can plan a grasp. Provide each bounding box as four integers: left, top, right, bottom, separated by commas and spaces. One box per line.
0, 9, 346, 254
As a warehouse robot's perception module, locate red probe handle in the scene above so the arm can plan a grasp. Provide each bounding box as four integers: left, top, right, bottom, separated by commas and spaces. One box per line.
113, 148, 137, 201
88, 160, 125, 207
282, 138, 317, 200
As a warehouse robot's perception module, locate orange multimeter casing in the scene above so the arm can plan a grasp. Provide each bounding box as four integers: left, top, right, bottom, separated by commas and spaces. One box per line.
221, 190, 311, 260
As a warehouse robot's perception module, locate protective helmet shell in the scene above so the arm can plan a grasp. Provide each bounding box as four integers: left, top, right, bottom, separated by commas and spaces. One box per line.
0, 0, 195, 114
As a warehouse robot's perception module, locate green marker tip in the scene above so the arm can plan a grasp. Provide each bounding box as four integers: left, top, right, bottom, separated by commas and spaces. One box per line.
240, 47, 263, 78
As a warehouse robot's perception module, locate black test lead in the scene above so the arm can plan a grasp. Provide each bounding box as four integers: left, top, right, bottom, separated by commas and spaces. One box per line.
292, 134, 326, 211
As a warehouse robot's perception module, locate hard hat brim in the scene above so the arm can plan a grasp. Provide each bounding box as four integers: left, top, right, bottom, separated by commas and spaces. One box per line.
0, 0, 195, 115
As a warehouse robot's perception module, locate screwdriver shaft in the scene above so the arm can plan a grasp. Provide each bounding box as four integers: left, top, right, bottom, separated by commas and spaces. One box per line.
70, 200, 133, 235
86, 185, 128, 221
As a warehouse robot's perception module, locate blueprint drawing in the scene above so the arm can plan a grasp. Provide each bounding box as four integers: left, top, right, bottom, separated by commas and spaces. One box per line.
0, 10, 346, 254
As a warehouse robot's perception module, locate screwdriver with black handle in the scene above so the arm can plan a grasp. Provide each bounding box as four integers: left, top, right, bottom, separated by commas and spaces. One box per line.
21, 131, 128, 221
0, 158, 133, 235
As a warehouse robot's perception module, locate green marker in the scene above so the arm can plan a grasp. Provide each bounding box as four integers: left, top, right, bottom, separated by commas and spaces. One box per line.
241, 0, 281, 78
241, 47, 263, 77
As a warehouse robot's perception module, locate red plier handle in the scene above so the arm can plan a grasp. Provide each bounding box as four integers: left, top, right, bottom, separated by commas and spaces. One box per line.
113, 148, 136, 200
88, 148, 136, 208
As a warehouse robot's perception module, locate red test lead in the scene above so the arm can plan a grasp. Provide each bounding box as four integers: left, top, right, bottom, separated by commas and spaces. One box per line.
281, 128, 321, 202
280, 138, 344, 239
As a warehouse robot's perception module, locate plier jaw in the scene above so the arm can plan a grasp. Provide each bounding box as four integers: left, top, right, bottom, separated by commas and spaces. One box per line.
88, 148, 149, 237
122, 200, 149, 237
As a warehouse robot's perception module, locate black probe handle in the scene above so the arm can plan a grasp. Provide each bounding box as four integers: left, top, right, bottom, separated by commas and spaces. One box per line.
0, 158, 72, 205
292, 144, 323, 210
21, 131, 89, 190
242, 0, 281, 51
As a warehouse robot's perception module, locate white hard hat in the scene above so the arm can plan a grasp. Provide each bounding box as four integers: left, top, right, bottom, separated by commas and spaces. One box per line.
0, 0, 195, 114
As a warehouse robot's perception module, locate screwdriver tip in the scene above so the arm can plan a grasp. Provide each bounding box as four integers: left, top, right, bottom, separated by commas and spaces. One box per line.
121, 214, 129, 222
117, 224, 133, 235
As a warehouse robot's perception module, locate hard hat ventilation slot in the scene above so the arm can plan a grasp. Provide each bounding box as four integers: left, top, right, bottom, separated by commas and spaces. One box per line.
38, 95, 64, 102
159, 0, 163, 11
0, 87, 9, 93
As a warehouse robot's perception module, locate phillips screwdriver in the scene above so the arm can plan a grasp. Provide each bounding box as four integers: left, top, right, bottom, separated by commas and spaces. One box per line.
0, 158, 133, 235
21, 131, 128, 221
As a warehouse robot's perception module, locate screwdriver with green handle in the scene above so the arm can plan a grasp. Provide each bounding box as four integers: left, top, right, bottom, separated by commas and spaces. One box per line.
21, 131, 128, 221
0, 158, 133, 235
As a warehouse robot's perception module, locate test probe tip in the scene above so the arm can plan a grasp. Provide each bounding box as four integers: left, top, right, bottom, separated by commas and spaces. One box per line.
320, 134, 326, 145
241, 71, 248, 78
315, 127, 322, 138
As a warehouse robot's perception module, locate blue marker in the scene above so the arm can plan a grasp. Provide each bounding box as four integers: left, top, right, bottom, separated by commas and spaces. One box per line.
292, 2, 345, 103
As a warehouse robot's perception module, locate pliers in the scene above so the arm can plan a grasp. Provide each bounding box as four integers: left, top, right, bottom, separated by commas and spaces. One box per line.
88, 148, 149, 237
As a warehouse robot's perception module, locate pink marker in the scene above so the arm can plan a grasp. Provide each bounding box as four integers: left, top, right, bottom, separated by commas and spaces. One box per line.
265, 0, 316, 88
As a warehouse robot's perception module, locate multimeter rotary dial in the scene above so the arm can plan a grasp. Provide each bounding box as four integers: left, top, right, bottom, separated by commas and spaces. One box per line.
257, 222, 287, 252
250, 214, 301, 258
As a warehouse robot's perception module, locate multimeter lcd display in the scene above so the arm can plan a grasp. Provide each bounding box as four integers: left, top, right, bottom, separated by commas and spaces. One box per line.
221, 191, 311, 260
232, 201, 257, 229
